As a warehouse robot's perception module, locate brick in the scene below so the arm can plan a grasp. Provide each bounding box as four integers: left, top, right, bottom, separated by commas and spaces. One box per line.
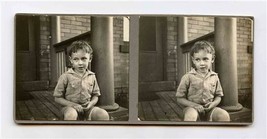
61, 28, 70, 33
62, 16, 76, 20
189, 20, 198, 25
191, 17, 204, 21
61, 19, 71, 24
198, 21, 209, 26
71, 21, 82, 26
76, 17, 87, 22
70, 29, 82, 34
203, 17, 214, 22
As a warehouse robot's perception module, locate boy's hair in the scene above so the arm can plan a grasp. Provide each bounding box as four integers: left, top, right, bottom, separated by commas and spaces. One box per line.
190, 40, 215, 58
68, 40, 93, 56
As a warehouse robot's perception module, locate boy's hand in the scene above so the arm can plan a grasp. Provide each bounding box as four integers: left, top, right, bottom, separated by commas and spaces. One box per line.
193, 104, 205, 114
204, 102, 216, 112
83, 102, 94, 111
73, 104, 84, 113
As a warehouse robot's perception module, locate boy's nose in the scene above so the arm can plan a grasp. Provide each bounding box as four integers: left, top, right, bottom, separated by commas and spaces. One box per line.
78, 60, 83, 64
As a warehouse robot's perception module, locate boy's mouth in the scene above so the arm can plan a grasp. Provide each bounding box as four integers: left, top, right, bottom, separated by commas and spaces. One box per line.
78, 67, 84, 70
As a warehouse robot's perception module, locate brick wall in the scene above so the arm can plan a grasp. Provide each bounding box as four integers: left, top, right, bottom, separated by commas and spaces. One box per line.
113, 17, 129, 97
166, 17, 178, 81
236, 18, 253, 108
60, 16, 91, 41
188, 16, 214, 41
39, 16, 51, 81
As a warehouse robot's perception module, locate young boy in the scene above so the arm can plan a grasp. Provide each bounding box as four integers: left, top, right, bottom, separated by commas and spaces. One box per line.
176, 41, 230, 122
54, 40, 109, 121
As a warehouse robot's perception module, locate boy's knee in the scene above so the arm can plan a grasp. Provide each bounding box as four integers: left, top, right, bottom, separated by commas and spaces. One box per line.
183, 107, 199, 121
211, 107, 230, 121
63, 107, 78, 120
90, 107, 110, 121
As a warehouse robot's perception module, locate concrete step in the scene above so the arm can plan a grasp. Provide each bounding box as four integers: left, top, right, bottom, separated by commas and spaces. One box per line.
108, 107, 129, 121
229, 107, 252, 123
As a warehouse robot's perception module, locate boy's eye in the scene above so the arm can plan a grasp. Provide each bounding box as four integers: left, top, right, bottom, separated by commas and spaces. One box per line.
203, 58, 209, 61
195, 59, 200, 61
81, 57, 87, 61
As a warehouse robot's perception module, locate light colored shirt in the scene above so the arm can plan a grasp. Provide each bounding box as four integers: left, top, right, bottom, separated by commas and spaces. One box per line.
54, 68, 100, 104
176, 69, 223, 105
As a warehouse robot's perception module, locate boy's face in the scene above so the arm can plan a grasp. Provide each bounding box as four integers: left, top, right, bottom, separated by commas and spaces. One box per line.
192, 50, 214, 75
69, 49, 92, 74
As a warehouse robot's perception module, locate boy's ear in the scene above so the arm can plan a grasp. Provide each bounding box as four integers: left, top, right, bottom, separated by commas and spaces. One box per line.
69, 56, 73, 64
89, 54, 93, 62
212, 55, 215, 63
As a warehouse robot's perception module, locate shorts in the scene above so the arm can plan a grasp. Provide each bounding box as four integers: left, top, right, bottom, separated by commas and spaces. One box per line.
61, 106, 99, 121
183, 106, 220, 121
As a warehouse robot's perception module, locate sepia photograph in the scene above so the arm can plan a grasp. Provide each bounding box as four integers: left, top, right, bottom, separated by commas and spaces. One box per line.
2, 0, 266, 138
15, 14, 129, 122
138, 16, 253, 123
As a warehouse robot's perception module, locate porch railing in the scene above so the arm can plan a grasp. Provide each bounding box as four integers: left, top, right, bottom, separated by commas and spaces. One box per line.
180, 32, 215, 74
53, 32, 91, 79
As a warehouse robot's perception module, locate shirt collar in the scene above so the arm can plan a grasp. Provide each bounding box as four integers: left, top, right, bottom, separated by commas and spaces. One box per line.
66, 68, 95, 76
189, 68, 217, 77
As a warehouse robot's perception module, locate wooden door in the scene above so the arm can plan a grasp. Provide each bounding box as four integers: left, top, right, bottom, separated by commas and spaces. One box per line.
16, 15, 39, 82
139, 17, 165, 82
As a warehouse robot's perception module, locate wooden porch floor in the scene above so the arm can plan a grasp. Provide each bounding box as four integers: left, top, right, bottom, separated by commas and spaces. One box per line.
138, 91, 252, 123
138, 91, 183, 121
15, 91, 128, 121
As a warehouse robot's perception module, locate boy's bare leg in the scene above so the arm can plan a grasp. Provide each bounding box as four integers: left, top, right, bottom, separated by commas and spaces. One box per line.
63, 107, 78, 120
210, 107, 230, 121
183, 107, 199, 121
89, 107, 110, 121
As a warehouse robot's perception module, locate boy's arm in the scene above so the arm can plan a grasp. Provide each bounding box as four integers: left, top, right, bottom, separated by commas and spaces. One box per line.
54, 74, 83, 112
83, 95, 98, 110
177, 97, 205, 113
204, 77, 223, 111
84, 75, 101, 110
54, 97, 80, 107
55, 97, 83, 113
204, 96, 221, 111
176, 75, 205, 113
177, 97, 201, 107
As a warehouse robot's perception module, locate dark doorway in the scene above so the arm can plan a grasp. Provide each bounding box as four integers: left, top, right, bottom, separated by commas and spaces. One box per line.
139, 17, 166, 82
16, 15, 40, 82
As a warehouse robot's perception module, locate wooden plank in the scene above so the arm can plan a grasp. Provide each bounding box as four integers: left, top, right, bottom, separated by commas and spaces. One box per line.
40, 91, 62, 110
24, 100, 47, 120
157, 92, 183, 120
149, 100, 169, 121
141, 101, 157, 121
164, 91, 185, 110
31, 99, 59, 121
156, 94, 181, 121
138, 103, 145, 121
30, 92, 62, 118
16, 101, 34, 120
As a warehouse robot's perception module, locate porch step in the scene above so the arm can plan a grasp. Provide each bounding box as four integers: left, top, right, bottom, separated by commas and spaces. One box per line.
229, 107, 252, 123
108, 107, 129, 121
16, 80, 49, 92
139, 81, 176, 93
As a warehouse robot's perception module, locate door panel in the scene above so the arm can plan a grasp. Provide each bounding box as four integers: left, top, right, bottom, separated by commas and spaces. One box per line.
16, 15, 38, 82
139, 17, 164, 82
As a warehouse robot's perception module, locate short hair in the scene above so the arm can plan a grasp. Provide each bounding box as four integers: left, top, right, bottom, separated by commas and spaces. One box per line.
68, 40, 93, 56
190, 40, 215, 58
